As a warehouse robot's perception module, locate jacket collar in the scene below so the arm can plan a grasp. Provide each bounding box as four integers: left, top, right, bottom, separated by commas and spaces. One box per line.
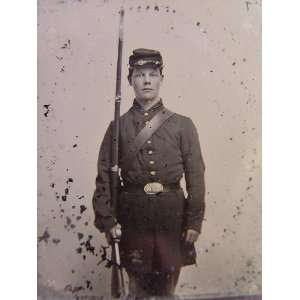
132, 98, 164, 113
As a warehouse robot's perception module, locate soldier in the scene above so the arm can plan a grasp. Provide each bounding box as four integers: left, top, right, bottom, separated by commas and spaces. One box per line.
92, 48, 206, 298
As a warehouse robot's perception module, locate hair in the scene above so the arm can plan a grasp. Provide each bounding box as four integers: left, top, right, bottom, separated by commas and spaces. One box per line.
127, 66, 164, 84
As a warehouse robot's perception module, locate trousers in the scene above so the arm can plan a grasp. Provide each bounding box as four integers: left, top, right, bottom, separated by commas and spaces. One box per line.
127, 268, 181, 299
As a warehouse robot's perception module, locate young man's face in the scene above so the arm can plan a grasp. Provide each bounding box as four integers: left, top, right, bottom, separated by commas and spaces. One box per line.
129, 66, 163, 102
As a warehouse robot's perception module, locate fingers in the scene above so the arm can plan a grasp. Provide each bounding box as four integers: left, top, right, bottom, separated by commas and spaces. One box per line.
185, 229, 199, 244
115, 223, 122, 238
109, 223, 122, 240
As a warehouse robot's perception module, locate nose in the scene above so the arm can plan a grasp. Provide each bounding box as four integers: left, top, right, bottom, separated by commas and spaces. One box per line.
143, 74, 151, 85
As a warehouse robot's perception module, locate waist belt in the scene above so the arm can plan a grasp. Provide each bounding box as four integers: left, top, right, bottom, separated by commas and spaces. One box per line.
122, 182, 181, 195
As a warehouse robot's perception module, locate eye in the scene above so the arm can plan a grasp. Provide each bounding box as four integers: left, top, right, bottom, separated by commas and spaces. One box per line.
150, 72, 159, 77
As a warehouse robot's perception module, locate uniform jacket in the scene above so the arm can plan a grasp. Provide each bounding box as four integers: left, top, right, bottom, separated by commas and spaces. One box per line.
92, 99, 205, 272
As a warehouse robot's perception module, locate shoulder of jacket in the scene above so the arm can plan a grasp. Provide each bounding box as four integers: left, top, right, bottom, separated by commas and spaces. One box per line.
169, 111, 192, 123
119, 109, 133, 121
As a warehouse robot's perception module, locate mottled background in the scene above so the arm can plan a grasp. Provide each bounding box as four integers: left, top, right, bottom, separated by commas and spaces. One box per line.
37, 0, 261, 298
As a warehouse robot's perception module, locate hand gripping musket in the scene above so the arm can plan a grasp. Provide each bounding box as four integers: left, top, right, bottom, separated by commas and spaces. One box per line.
110, 8, 127, 299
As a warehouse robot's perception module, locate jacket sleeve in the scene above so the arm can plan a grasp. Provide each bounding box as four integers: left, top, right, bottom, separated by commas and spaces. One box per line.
92, 122, 116, 233
181, 118, 206, 233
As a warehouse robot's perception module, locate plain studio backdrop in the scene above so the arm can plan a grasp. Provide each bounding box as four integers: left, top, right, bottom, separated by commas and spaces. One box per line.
37, 0, 261, 298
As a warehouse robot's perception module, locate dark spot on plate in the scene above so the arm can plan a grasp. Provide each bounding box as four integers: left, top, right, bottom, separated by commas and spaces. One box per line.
52, 238, 61, 245
43, 104, 51, 117
86, 280, 91, 289
38, 229, 50, 243
66, 217, 72, 225
196, 22, 200, 26
64, 284, 73, 292
72, 286, 84, 294
61, 39, 71, 49
80, 205, 87, 214
154, 5, 159, 11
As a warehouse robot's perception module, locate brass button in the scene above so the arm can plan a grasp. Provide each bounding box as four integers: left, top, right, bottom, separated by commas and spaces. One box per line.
148, 150, 153, 155
149, 160, 155, 165
150, 171, 156, 176
144, 112, 149, 116
147, 140, 152, 144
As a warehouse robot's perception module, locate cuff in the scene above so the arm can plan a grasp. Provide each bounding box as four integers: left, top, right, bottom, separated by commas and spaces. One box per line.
94, 215, 116, 233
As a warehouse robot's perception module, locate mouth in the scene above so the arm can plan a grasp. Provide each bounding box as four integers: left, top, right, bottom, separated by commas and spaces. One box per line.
142, 88, 153, 92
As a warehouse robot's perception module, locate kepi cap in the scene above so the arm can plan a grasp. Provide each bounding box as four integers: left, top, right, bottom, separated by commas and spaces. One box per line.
129, 48, 163, 68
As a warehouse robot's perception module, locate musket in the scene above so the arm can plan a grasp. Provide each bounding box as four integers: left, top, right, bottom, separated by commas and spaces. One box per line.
110, 7, 126, 299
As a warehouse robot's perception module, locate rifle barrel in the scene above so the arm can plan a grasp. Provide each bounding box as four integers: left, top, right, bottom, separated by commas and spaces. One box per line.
111, 8, 126, 299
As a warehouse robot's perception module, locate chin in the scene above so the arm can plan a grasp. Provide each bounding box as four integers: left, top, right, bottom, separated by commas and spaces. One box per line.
141, 96, 155, 101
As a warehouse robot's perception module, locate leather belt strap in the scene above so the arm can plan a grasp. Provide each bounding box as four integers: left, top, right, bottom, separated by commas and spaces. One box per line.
121, 108, 175, 170
123, 182, 180, 194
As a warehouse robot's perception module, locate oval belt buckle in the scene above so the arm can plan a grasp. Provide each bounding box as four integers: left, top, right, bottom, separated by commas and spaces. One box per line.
144, 182, 164, 195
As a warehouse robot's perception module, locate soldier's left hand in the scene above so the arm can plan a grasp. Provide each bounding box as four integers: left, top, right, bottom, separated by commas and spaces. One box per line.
183, 229, 199, 244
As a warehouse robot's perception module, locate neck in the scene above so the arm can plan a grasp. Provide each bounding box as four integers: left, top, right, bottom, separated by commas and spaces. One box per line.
136, 96, 161, 111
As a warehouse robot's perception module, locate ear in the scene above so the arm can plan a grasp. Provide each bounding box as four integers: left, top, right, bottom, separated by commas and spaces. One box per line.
160, 74, 164, 85
128, 75, 132, 86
